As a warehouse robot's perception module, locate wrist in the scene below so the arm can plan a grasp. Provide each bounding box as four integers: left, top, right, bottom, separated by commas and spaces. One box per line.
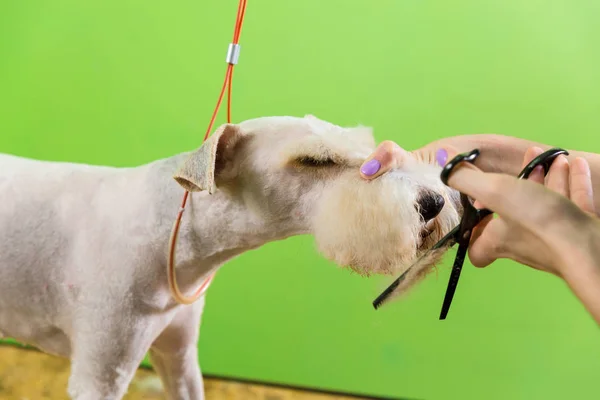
558, 229, 600, 282
560, 251, 600, 325
553, 219, 600, 324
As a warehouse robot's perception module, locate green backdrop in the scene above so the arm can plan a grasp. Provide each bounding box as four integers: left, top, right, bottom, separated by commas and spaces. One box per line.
1, 1, 599, 399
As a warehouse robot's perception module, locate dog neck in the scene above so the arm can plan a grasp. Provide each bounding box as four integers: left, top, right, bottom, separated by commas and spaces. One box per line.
151, 154, 305, 296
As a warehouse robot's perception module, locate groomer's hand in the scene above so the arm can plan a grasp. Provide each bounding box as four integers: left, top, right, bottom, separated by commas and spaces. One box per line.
361, 141, 600, 323
359, 137, 507, 180
446, 146, 597, 277
361, 142, 597, 275
361, 134, 600, 215
446, 147, 600, 324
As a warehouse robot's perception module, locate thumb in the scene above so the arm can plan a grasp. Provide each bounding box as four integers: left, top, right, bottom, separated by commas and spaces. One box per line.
468, 219, 508, 268
360, 140, 409, 180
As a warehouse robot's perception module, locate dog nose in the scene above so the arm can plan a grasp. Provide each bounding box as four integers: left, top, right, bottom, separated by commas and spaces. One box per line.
416, 191, 445, 222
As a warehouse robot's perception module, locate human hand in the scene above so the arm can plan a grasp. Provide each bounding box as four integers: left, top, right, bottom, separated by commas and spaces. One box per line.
360, 140, 600, 323
445, 146, 597, 277
359, 136, 510, 180
447, 146, 600, 324
359, 140, 597, 276
360, 134, 570, 179
358, 137, 504, 180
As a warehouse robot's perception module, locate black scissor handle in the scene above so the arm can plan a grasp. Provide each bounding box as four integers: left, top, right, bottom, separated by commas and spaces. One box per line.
518, 148, 569, 179
439, 149, 492, 231
440, 149, 481, 186
434, 146, 569, 320
439, 147, 569, 185
436, 150, 489, 320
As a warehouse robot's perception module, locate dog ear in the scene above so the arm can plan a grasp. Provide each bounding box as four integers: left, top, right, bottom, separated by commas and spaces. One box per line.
173, 123, 244, 194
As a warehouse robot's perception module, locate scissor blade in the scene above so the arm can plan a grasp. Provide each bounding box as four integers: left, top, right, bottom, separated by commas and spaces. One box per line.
439, 241, 468, 320
372, 226, 459, 310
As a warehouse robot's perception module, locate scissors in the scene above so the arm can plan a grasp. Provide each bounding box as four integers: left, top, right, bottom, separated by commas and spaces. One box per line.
372, 147, 569, 319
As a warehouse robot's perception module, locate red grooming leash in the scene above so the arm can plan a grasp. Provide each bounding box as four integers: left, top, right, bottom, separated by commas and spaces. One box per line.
167, 0, 248, 305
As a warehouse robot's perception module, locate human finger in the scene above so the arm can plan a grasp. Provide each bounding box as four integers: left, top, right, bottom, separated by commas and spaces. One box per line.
439, 148, 492, 206
545, 155, 570, 198
569, 157, 595, 215
467, 219, 508, 268
446, 161, 561, 226
469, 213, 493, 249
443, 154, 509, 211
522, 147, 545, 184
360, 141, 407, 180
473, 199, 485, 209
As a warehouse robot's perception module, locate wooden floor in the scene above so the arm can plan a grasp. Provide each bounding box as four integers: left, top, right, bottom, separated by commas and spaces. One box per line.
0, 345, 369, 400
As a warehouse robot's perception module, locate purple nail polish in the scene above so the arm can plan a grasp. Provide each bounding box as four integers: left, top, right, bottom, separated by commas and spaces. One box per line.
361, 159, 381, 176
436, 149, 448, 166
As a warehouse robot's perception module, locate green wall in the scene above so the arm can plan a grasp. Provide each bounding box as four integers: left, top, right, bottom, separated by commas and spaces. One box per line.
1, 1, 599, 399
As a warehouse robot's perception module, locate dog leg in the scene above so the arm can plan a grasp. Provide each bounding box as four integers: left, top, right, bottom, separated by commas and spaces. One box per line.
149, 298, 206, 400
66, 312, 159, 400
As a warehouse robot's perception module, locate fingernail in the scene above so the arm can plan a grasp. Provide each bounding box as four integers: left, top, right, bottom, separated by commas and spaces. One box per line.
361, 159, 381, 176
436, 149, 448, 166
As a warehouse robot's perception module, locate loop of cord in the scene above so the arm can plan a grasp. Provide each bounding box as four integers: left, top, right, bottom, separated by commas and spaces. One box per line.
167, 0, 248, 305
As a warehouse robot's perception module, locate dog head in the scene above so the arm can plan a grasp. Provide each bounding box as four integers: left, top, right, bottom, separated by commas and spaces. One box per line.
173, 115, 460, 285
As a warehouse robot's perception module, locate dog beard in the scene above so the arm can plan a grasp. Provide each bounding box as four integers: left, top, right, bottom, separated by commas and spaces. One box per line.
312, 169, 460, 287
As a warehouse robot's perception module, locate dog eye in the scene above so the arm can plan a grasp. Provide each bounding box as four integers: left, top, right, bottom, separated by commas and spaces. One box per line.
295, 156, 337, 167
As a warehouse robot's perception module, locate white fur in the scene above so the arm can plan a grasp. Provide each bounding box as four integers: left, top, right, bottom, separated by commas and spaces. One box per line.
0, 115, 460, 399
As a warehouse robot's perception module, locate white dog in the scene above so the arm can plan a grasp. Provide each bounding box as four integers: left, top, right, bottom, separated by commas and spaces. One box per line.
0, 115, 460, 399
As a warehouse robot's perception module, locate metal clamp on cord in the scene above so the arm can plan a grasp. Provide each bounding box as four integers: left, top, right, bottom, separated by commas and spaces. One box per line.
226, 43, 241, 65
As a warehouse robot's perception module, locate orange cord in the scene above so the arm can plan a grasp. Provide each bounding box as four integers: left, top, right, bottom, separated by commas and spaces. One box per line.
167, 0, 248, 305
227, 67, 233, 124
